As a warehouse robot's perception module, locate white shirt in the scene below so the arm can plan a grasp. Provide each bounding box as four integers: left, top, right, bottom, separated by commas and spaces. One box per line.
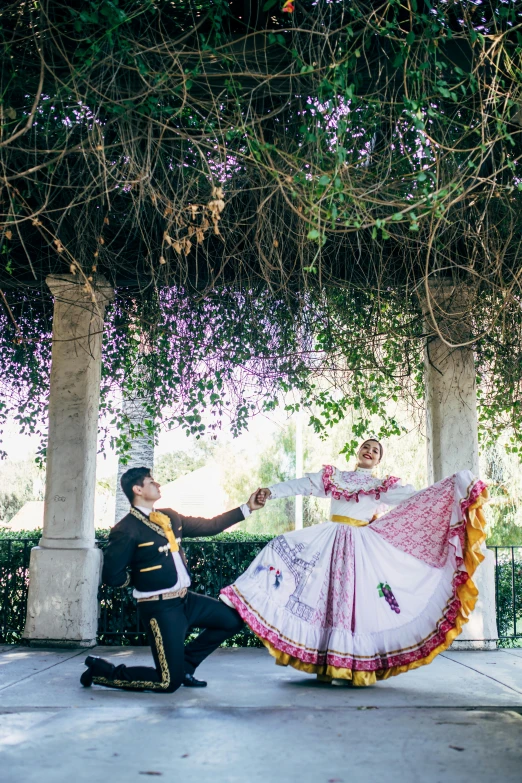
132, 503, 252, 599
268, 467, 418, 523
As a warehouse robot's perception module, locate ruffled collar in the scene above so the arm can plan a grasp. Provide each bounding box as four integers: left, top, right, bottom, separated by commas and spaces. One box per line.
322, 465, 400, 503
354, 466, 375, 476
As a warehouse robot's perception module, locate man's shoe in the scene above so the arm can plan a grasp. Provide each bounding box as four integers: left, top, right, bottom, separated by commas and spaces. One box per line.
80, 655, 116, 687
183, 673, 207, 687
80, 666, 94, 688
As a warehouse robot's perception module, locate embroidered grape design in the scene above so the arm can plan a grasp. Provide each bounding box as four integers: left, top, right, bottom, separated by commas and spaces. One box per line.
377, 582, 400, 614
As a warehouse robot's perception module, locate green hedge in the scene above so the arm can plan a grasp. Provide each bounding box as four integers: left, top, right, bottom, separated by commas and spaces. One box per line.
0, 530, 275, 646
1, 530, 521, 648
0, 537, 36, 644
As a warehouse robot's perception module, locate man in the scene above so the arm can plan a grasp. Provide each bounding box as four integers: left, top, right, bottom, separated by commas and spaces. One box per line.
80, 466, 265, 693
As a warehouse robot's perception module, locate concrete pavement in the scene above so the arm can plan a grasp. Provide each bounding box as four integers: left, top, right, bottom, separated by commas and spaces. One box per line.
1, 646, 522, 782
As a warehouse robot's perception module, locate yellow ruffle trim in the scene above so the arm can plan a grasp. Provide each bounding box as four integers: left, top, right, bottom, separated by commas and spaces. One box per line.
257, 487, 488, 687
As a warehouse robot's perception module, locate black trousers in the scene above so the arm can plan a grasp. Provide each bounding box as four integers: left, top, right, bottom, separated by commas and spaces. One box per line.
92, 591, 243, 693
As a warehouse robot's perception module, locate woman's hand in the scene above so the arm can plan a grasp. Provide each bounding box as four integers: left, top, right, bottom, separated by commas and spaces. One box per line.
246, 488, 272, 511
247, 488, 266, 512
256, 488, 271, 505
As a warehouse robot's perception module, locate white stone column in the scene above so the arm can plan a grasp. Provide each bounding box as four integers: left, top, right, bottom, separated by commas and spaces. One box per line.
24, 275, 114, 647
422, 280, 497, 650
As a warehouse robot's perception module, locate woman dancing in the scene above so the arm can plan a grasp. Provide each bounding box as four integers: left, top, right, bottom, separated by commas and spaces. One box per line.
220, 439, 487, 686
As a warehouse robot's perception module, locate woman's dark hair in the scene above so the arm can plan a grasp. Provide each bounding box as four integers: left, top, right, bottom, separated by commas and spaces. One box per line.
120, 466, 152, 504
360, 439, 383, 461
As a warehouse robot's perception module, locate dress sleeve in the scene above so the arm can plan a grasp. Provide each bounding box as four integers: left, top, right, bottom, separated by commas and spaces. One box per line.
380, 482, 418, 507
269, 471, 327, 500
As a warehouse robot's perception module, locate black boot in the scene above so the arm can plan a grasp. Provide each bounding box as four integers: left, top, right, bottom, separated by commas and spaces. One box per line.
80, 655, 116, 687
183, 672, 207, 687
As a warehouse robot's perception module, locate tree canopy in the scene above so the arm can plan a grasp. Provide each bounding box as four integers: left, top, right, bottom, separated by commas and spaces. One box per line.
1, 0, 522, 457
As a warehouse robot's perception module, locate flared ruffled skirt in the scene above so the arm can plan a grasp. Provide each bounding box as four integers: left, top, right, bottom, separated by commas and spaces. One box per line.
221, 471, 488, 686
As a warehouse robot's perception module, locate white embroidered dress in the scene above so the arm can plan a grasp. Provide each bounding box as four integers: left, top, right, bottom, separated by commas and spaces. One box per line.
221, 466, 488, 685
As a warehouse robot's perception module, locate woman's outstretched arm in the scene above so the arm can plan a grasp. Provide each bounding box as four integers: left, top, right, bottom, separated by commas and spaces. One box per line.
381, 481, 418, 507
260, 471, 327, 501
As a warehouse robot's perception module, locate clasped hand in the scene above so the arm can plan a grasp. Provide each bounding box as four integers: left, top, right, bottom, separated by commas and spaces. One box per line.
246, 487, 272, 511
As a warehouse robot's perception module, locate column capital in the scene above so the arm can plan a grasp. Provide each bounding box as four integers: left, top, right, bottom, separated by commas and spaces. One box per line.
46, 274, 114, 308
418, 277, 479, 345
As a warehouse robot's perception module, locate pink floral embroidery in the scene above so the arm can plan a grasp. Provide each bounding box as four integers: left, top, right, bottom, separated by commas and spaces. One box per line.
312, 527, 355, 630
322, 465, 400, 503
370, 478, 456, 567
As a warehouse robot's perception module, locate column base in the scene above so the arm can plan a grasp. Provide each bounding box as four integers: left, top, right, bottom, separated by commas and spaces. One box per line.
24, 638, 97, 649
450, 639, 498, 651
23, 546, 102, 646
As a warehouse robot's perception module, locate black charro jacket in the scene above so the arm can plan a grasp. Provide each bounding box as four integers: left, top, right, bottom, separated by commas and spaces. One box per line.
101, 505, 245, 592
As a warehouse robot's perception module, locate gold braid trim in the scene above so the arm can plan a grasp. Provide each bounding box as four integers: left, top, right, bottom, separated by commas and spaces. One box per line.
118, 570, 131, 588
92, 617, 171, 691
130, 506, 168, 540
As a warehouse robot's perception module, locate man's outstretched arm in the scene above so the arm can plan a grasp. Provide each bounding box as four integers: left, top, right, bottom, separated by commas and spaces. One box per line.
171, 489, 265, 538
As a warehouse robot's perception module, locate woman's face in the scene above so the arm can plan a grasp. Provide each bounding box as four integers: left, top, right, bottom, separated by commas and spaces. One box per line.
357, 440, 381, 469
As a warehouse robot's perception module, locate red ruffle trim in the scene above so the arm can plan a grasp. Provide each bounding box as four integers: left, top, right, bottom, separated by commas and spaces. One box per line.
322, 465, 401, 503
460, 479, 487, 513
221, 564, 468, 672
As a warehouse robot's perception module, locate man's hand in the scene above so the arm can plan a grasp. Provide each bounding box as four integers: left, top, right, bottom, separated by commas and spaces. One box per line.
247, 488, 268, 512
256, 488, 271, 505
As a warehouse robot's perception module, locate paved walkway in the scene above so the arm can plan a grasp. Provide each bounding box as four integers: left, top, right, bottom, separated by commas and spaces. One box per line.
1, 645, 522, 782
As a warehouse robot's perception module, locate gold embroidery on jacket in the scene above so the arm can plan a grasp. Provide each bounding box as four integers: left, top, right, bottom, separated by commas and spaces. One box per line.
118, 571, 131, 588
138, 542, 155, 547
92, 618, 170, 691
140, 565, 162, 572
130, 507, 167, 539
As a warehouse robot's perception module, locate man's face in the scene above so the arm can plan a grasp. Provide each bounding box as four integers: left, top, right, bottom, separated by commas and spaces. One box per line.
133, 475, 162, 504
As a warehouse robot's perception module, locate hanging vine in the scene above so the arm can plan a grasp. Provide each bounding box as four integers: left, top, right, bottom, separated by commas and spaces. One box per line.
0, 1, 521, 456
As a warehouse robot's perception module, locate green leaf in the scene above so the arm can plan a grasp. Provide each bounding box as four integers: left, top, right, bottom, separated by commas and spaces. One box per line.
392, 212, 403, 221
262, 0, 278, 10
406, 31, 415, 46
318, 175, 331, 186
307, 229, 320, 240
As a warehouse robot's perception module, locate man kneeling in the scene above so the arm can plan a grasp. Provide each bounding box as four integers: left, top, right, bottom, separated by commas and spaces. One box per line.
81, 466, 264, 693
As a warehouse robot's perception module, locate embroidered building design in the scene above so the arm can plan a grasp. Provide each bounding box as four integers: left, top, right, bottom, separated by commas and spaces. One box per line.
270, 536, 320, 621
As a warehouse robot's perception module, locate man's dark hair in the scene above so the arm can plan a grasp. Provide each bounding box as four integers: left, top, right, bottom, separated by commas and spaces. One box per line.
121, 466, 152, 504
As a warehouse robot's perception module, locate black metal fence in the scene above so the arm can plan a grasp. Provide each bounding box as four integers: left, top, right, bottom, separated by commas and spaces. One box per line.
0, 538, 35, 645
0, 537, 270, 646
489, 547, 522, 643
1, 537, 521, 647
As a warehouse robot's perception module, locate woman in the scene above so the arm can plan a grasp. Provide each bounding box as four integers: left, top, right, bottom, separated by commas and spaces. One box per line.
221, 439, 487, 686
